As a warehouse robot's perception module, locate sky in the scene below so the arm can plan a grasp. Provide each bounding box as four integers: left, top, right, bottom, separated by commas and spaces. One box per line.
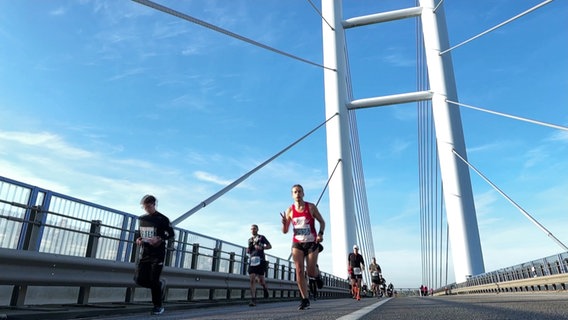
0, 1, 567, 289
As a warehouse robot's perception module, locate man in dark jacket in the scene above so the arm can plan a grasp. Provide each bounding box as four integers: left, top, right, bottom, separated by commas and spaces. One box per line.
134, 195, 175, 315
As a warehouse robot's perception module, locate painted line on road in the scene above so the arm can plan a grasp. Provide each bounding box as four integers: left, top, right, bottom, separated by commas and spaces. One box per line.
336, 298, 391, 320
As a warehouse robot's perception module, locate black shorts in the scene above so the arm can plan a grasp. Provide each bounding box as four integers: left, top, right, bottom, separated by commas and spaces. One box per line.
291, 242, 319, 256
248, 260, 268, 275
248, 265, 265, 276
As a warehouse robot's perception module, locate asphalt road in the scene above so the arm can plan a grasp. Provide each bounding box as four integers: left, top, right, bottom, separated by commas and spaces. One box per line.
4, 292, 568, 319
358, 293, 568, 320
80, 292, 568, 320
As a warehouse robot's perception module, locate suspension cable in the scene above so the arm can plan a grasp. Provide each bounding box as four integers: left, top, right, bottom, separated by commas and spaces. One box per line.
440, 0, 553, 55
453, 149, 568, 252
132, 0, 336, 71
447, 100, 568, 131
342, 33, 375, 281
172, 112, 339, 226
416, 7, 426, 285
315, 159, 341, 206
433, 0, 445, 13
306, 0, 334, 31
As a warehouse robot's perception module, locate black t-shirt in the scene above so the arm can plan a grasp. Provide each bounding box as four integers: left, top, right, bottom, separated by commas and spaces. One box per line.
248, 234, 270, 261
136, 211, 174, 262
348, 253, 365, 268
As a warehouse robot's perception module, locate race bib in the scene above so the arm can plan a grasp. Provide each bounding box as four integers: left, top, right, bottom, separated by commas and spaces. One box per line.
250, 256, 261, 266
353, 267, 362, 275
139, 226, 155, 240
294, 227, 311, 236
372, 271, 380, 277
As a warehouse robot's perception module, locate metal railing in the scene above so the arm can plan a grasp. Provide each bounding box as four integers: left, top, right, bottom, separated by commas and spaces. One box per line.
434, 252, 568, 295
0, 175, 349, 307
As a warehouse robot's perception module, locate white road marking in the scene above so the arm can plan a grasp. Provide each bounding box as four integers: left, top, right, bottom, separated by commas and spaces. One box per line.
335, 298, 391, 320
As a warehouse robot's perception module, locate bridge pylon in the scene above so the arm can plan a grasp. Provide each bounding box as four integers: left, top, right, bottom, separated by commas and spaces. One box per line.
321, 0, 485, 284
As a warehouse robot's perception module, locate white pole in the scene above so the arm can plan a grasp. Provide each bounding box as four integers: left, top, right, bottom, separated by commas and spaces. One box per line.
419, 0, 485, 282
321, 0, 358, 278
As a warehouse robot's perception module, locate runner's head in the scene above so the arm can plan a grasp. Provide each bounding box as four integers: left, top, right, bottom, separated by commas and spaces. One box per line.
251, 224, 259, 235
140, 195, 157, 214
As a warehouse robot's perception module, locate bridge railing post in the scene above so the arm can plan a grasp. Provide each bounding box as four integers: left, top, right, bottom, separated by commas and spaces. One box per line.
78, 219, 102, 304
126, 226, 139, 303
11, 205, 44, 307
177, 231, 189, 268
242, 254, 249, 276
164, 237, 174, 267
191, 243, 199, 269
184, 243, 200, 301
228, 251, 236, 274
85, 220, 102, 258
21, 205, 45, 252
273, 260, 280, 280
209, 241, 222, 300
227, 251, 236, 300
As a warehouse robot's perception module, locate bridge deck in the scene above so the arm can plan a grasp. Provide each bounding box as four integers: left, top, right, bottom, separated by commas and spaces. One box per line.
3, 292, 568, 320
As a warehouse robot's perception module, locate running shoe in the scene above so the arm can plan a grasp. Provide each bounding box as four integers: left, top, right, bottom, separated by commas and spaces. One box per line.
151, 306, 164, 315
298, 298, 310, 310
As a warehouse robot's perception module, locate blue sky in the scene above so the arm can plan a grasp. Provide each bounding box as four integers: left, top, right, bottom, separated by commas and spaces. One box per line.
0, 1, 566, 288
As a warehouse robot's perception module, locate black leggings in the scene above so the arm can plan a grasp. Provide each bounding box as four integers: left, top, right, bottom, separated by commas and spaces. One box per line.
134, 259, 164, 307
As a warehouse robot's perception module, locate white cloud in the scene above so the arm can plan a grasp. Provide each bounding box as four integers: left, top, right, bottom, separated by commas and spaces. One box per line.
382, 47, 415, 67
0, 131, 93, 159
194, 171, 233, 186
548, 129, 568, 142
467, 141, 505, 154
390, 138, 412, 156
49, 6, 66, 16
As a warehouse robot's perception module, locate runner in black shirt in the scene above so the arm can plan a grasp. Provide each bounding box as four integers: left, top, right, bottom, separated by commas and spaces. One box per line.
348, 244, 365, 300
246, 224, 272, 306
134, 195, 174, 315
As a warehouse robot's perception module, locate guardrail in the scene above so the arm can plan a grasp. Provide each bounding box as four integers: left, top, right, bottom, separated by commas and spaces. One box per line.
0, 175, 349, 307
0, 247, 347, 306
446, 273, 568, 295
433, 252, 568, 296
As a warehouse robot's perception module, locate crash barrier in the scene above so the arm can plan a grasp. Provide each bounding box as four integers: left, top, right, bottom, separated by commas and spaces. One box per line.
0, 175, 349, 306
0, 248, 347, 305
434, 252, 568, 296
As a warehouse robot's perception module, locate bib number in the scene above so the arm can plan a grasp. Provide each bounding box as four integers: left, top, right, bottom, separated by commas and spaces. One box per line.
294, 227, 310, 236
353, 267, 362, 275
250, 256, 261, 266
